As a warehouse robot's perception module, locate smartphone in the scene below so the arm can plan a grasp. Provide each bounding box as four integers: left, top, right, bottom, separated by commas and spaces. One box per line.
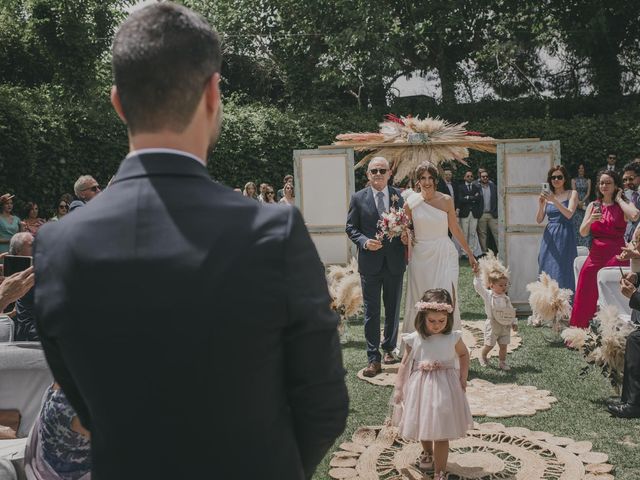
3, 255, 32, 277
541, 182, 550, 194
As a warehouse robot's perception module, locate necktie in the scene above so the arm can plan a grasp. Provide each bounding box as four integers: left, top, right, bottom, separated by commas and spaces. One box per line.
376, 191, 385, 215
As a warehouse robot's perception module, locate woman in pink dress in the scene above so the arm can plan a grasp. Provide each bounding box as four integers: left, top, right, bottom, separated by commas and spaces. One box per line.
570, 170, 639, 328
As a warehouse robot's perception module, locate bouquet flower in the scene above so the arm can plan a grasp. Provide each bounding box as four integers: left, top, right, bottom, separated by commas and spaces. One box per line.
376, 207, 410, 241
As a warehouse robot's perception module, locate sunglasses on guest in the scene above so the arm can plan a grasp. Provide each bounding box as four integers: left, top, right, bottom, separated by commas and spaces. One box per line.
550, 175, 564, 181
266, 191, 275, 195
369, 168, 387, 175
58, 204, 68, 210
82, 185, 100, 192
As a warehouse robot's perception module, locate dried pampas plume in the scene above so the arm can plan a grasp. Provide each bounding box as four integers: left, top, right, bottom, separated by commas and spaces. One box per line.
562, 306, 635, 394
478, 250, 508, 289
327, 258, 363, 331
526, 272, 572, 332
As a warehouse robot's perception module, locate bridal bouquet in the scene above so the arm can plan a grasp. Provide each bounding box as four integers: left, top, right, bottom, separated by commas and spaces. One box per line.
375, 207, 410, 241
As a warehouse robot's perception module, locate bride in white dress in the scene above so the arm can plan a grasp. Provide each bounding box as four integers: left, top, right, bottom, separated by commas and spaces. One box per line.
400, 162, 478, 344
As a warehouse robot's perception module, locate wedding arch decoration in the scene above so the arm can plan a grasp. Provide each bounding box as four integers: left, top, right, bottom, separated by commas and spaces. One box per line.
332, 114, 499, 182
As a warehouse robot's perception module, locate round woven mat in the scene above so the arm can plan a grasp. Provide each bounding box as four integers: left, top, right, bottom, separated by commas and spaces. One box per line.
329, 424, 614, 479
461, 320, 522, 361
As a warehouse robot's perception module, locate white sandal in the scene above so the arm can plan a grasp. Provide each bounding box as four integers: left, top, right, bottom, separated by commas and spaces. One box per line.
417, 451, 433, 470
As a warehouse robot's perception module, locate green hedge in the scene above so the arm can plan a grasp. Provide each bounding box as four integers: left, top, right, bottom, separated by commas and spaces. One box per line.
1, 85, 639, 218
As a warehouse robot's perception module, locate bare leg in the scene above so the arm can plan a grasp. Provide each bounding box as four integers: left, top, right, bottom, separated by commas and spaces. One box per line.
498, 344, 510, 370
420, 440, 434, 456
433, 440, 449, 477
480, 345, 492, 365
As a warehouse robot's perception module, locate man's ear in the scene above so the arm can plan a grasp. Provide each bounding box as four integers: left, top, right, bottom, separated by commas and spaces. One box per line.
110, 86, 127, 124
204, 73, 221, 116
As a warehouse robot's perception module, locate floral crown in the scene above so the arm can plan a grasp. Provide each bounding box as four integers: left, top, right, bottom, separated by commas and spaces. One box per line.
415, 301, 453, 313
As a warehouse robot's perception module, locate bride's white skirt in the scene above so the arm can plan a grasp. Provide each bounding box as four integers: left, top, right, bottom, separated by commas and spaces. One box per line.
399, 237, 461, 349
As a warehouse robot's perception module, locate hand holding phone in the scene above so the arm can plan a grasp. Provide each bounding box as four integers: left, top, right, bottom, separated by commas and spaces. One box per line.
3, 255, 33, 277
541, 182, 550, 195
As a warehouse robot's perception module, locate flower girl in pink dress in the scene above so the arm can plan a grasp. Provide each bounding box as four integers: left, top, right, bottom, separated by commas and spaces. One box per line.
391, 288, 473, 480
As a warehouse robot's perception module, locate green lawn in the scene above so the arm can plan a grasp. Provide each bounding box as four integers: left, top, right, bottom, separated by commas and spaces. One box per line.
313, 261, 640, 479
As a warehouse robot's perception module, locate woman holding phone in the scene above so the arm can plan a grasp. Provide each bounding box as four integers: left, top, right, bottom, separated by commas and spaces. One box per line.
570, 170, 640, 328
536, 165, 579, 291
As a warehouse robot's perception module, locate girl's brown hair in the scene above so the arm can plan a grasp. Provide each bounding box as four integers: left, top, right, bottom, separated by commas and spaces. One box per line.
414, 288, 455, 338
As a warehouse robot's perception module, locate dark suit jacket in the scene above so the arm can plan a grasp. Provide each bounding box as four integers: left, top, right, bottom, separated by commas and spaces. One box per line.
34, 152, 348, 480
345, 186, 406, 276
478, 181, 498, 218
457, 182, 483, 219
437, 180, 457, 209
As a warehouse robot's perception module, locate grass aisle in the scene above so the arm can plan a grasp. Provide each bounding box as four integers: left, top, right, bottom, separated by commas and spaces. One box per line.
313, 261, 640, 479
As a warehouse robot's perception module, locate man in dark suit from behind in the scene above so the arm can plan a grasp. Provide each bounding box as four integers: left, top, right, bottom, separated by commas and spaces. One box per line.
33, 3, 348, 479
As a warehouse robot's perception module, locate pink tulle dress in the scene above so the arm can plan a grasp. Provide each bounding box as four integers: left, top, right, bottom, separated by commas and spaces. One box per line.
570, 203, 628, 328
393, 331, 473, 441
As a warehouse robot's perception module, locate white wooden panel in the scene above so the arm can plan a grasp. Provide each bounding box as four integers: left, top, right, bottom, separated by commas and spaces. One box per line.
311, 234, 351, 265
298, 154, 349, 226
505, 153, 555, 186
506, 194, 546, 226
506, 233, 542, 305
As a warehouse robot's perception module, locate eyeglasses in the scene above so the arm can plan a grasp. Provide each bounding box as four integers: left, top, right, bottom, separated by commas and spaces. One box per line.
267, 192, 275, 195
83, 185, 100, 192
480, 175, 489, 179
369, 168, 387, 175
608, 156, 617, 159
550, 175, 564, 181
58, 204, 68, 209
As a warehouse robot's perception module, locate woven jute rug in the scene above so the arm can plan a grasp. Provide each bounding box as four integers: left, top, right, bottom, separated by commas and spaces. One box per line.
352, 377, 556, 418
329, 424, 614, 479
358, 321, 522, 388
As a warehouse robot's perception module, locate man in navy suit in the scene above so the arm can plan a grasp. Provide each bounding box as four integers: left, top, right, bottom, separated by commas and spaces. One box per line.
457, 170, 483, 258
34, 3, 348, 479
346, 157, 406, 377
477, 170, 499, 253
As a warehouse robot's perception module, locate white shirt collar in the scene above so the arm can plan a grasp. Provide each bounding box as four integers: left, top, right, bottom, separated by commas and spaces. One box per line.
371, 185, 389, 197
126, 148, 205, 167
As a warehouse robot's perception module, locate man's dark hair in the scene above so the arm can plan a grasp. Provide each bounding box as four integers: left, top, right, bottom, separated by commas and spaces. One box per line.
623, 162, 640, 176
112, 2, 222, 134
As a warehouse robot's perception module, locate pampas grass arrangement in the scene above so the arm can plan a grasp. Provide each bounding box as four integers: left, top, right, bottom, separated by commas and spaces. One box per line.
334, 114, 496, 183
562, 306, 635, 394
327, 258, 363, 340
477, 250, 509, 289
526, 273, 572, 338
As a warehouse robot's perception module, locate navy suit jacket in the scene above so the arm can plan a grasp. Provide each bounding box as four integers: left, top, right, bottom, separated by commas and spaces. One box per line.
34, 152, 348, 480
457, 182, 483, 219
346, 186, 406, 276
478, 181, 498, 218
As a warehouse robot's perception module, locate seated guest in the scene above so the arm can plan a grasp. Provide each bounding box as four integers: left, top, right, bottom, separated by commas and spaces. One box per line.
0, 259, 34, 313
22, 202, 46, 236
570, 170, 639, 328
50, 198, 70, 222
277, 174, 294, 201
25, 383, 91, 479
610, 273, 640, 418
242, 182, 258, 200
262, 185, 277, 204
8, 232, 37, 340
279, 182, 295, 205
622, 163, 640, 242
69, 176, 101, 212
